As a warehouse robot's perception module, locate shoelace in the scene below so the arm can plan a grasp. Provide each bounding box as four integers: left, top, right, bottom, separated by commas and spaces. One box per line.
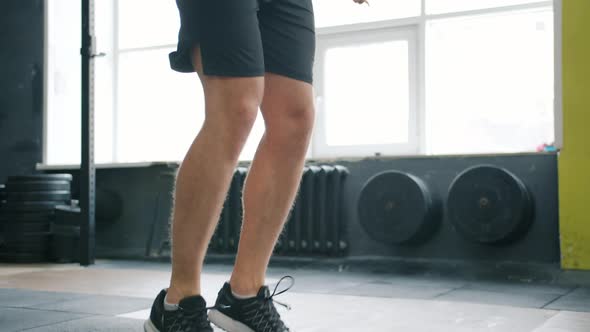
254, 276, 295, 331
266, 275, 294, 311
214, 276, 295, 332
168, 304, 215, 331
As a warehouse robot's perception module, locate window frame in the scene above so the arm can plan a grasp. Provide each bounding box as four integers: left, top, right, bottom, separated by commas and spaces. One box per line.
42, 0, 559, 165
314, 0, 555, 159
313, 25, 421, 158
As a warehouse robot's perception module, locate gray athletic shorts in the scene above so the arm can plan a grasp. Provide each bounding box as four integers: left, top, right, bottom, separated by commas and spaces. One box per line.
169, 0, 316, 84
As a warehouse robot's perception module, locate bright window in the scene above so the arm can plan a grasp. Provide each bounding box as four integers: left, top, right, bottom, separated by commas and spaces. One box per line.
45, 0, 557, 164
314, 28, 418, 158
325, 41, 410, 146
115, 0, 266, 163
426, 0, 548, 14
117, 0, 178, 49
45, 0, 81, 165
313, 0, 421, 27
426, 8, 554, 154
116, 48, 202, 162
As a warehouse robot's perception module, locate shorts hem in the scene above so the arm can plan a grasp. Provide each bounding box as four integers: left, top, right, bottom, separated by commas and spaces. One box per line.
169, 46, 197, 73
169, 47, 312, 84
265, 68, 313, 85
202, 68, 266, 78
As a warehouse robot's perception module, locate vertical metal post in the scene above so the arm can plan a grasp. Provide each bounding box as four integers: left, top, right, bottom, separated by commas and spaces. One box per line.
80, 0, 96, 266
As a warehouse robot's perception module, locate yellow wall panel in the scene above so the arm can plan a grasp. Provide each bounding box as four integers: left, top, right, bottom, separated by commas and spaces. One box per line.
559, 0, 590, 270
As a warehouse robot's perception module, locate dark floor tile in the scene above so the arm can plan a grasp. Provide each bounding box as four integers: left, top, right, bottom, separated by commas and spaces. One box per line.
436, 288, 560, 308
285, 272, 375, 294
91, 259, 172, 272
0, 288, 87, 308
462, 280, 574, 296
369, 275, 466, 290
331, 281, 454, 299
28, 295, 152, 316
0, 307, 89, 332
545, 287, 590, 312
23, 316, 144, 332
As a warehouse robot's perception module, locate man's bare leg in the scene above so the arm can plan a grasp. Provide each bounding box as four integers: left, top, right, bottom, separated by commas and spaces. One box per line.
166, 49, 264, 303
229, 73, 315, 295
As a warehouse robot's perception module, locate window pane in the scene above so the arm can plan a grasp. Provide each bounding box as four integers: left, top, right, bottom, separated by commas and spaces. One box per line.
324, 41, 410, 146
426, 9, 554, 155
427, 0, 546, 15
313, 0, 420, 28
95, 0, 115, 164
117, 48, 203, 162
117, 49, 264, 162
118, 0, 180, 49
46, 0, 81, 165
46, 0, 115, 165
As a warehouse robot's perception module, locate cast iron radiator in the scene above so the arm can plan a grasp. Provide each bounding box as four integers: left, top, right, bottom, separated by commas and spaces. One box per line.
209, 165, 349, 257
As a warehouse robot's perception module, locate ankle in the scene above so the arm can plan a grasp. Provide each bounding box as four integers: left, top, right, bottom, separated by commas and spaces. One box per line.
229, 276, 262, 298
166, 284, 200, 304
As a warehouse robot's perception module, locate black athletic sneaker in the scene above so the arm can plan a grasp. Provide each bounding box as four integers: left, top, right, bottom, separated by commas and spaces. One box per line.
144, 289, 214, 332
208, 276, 294, 332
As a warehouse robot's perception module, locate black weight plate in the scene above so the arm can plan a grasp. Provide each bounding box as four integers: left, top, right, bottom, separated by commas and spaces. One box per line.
50, 235, 79, 263
54, 205, 81, 227
52, 224, 80, 236
6, 180, 71, 192
358, 171, 440, 245
5, 191, 71, 202
1, 201, 64, 212
55, 204, 81, 212
1, 222, 51, 233
1, 231, 51, 242
0, 232, 50, 252
0, 211, 55, 222
447, 165, 534, 244
0, 251, 48, 263
8, 174, 73, 182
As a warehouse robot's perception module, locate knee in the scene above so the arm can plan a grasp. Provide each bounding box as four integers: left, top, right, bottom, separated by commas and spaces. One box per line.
287, 105, 316, 133
266, 104, 315, 140
205, 91, 261, 140
225, 97, 260, 131
218, 97, 260, 157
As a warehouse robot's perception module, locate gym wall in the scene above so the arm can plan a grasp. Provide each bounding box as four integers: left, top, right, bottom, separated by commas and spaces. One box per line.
558, 0, 590, 270
1, 0, 584, 269
337, 154, 559, 264
0, 0, 45, 182
46, 153, 560, 265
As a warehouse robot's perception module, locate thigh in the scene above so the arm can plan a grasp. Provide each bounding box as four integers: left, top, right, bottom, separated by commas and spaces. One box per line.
171, 0, 266, 78
260, 73, 315, 132
192, 46, 265, 123
258, 0, 316, 84
198, 0, 265, 78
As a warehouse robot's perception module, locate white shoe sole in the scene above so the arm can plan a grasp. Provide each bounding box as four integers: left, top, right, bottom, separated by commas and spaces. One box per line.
144, 319, 159, 332
208, 309, 255, 332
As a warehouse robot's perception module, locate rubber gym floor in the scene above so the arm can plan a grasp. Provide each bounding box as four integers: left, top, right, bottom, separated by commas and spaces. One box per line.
1, 259, 590, 331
